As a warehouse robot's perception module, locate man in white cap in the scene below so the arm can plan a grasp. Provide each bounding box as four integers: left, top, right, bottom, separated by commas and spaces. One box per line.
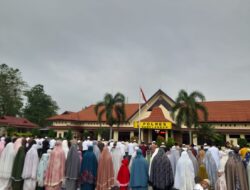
49, 138, 56, 149
201, 179, 210, 190
128, 140, 135, 159
82, 136, 93, 153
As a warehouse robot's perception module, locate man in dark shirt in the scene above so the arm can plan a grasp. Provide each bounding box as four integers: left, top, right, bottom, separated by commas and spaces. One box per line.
139, 141, 148, 157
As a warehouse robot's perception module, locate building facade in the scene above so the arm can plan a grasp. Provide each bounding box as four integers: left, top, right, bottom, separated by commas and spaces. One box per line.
0, 116, 38, 136
48, 90, 250, 145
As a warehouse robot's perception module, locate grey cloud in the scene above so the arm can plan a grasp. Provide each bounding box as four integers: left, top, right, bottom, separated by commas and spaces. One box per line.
0, 0, 250, 112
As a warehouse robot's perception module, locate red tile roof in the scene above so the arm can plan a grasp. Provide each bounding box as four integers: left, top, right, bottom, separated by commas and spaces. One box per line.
199, 100, 250, 122
0, 116, 38, 128
48, 100, 250, 123
141, 107, 171, 122
48, 104, 140, 122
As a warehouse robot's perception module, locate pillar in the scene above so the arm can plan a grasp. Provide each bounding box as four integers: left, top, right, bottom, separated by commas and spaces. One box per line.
141, 129, 144, 142
226, 134, 230, 142
165, 130, 169, 141
240, 134, 245, 139
148, 130, 152, 142
170, 130, 174, 138
113, 131, 119, 141
193, 135, 198, 145
97, 133, 101, 141
130, 131, 134, 139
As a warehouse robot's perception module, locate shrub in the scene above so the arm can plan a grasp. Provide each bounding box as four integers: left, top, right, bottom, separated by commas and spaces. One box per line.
65, 129, 73, 140
48, 129, 56, 138
238, 138, 248, 148
166, 137, 175, 148
32, 128, 41, 137
6, 127, 16, 136
14, 132, 33, 137
156, 135, 165, 147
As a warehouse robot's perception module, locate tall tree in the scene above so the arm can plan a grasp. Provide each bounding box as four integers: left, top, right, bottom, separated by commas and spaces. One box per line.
94, 93, 126, 140
196, 123, 217, 144
0, 64, 26, 116
23, 84, 59, 127
171, 89, 208, 144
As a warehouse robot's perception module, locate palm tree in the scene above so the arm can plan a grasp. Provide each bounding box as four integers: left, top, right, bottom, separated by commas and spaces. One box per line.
196, 123, 216, 144
94, 93, 126, 140
171, 90, 208, 144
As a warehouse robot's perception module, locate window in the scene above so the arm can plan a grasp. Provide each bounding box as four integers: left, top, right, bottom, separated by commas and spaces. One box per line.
229, 135, 240, 139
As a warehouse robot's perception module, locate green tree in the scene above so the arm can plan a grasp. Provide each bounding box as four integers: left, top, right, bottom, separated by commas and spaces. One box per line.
32, 128, 41, 137
23, 84, 59, 127
6, 127, 16, 136
238, 138, 248, 148
171, 90, 208, 144
166, 137, 175, 148
0, 64, 26, 116
156, 135, 165, 147
94, 93, 126, 140
65, 129, 73, 141
196, 123, 220, 144
48, 129, 56, 138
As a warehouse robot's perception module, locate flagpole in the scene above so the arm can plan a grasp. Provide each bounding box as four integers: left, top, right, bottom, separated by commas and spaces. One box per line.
138, 88, 141, 144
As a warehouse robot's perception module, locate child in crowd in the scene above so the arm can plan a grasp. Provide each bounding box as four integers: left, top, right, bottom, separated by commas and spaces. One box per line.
201, 179, 210, 190
194, 176, 204, 190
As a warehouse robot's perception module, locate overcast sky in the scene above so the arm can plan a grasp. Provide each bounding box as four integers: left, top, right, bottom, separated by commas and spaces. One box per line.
0, 1, 250, 112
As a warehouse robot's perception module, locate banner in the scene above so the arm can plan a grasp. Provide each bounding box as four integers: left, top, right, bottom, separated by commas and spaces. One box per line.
133, 121, 172, 129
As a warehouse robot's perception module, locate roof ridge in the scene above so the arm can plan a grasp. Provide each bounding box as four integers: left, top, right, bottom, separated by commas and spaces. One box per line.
203, 100, 250, 103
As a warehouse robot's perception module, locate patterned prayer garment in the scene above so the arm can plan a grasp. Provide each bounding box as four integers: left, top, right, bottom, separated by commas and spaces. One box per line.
205, 151, 218, 189
225, 151, 248, 190
96, 147, 115, 190
37, 152, 50, 187
65, 144, 81, 190
22, 144, 39, 190
215, 173, 227, 190
0, 142, 16, 190
44, 141, 66, 190
150, 148, 174, 190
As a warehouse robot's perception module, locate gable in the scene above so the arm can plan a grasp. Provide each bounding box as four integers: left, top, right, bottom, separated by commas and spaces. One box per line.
128, 89, 175, 122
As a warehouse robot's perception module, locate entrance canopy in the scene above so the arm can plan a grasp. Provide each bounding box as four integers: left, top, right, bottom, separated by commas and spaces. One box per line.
134, 121, 172, 129
133, 107, 172, 129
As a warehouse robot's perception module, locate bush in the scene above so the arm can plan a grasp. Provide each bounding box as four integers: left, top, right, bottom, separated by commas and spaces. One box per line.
65, 129, 73, 140
156, 135, 165, 147
6, 127, 16, 136
166, 137, 175, 148
238, 138, 248, 148
213, 133, 225, 147
82, 130, 90, 139
95, 127, 109, 140
48, 129, 56, 138
32, 128, 41, 137
14, 132, 33, 137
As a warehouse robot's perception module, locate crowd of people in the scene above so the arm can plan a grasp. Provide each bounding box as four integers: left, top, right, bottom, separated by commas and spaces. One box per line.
0, 135, 250, 190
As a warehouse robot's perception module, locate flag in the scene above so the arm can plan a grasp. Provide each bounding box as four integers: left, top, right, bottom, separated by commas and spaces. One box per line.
140, 88, 147, 103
